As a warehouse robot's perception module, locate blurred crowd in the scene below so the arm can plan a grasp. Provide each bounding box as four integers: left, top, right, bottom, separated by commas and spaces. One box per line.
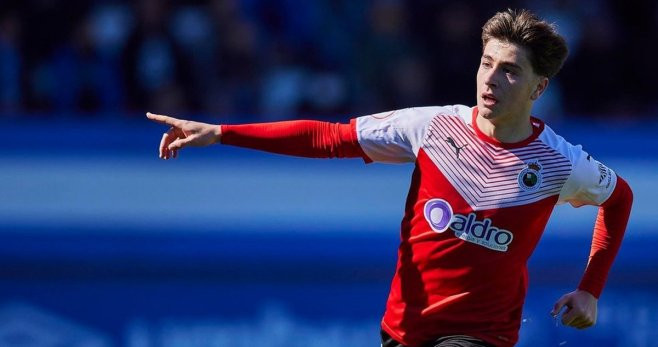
1, 0, 656, 121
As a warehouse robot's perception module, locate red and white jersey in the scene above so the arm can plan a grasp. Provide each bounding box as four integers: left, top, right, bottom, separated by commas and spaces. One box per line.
354, 105, 617, 346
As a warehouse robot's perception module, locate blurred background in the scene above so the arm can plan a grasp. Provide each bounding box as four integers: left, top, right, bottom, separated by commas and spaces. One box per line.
1, 0, 656, 346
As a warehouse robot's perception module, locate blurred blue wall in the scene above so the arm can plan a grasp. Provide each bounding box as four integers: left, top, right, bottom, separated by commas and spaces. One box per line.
1, 118, 657, 346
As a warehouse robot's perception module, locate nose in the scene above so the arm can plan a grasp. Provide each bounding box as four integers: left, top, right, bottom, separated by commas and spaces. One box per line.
483, 67, 498, 88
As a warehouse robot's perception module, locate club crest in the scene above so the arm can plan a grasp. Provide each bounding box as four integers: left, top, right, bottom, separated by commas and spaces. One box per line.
518, 160, 543, 191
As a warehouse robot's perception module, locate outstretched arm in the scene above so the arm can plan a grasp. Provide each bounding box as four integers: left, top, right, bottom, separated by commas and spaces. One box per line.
551, 176, 633, 329
146, 112, 370, 161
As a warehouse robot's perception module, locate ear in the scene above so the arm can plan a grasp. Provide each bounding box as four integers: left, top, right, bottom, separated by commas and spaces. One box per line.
530, 77, 549, 100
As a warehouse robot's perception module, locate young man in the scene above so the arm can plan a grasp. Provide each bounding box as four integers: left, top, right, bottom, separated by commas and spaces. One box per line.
146, 9, 632, 347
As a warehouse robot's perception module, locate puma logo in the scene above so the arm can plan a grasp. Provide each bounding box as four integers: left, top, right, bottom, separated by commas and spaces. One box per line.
445, 137, 468, 159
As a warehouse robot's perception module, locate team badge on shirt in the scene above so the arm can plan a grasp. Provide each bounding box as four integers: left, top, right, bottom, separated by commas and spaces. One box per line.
518, 160, 543, 191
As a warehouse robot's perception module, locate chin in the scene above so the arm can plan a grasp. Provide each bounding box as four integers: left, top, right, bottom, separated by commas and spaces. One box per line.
477, 105, 494, 119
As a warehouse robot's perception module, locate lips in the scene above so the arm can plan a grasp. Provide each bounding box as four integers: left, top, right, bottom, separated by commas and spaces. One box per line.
481, 93, 498, 106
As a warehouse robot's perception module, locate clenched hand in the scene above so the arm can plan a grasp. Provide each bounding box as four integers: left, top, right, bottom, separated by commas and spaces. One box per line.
551, 289, 598, 329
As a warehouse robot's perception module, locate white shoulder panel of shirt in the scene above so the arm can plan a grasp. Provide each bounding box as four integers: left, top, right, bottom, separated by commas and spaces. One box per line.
354, 105, 472, 163
540, 125, 618, 207
356, 105, 617, 207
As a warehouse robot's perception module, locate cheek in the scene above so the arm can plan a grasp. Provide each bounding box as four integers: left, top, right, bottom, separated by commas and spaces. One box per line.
515, 77, 536, 96
523, 84, 536, 99
509, 82, 533, 100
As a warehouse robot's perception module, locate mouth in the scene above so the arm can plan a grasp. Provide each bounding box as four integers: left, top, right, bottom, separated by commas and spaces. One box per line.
481, 93, 498, 106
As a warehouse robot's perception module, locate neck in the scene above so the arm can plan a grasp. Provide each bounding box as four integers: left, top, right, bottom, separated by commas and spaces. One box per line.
476, 111, 533, 143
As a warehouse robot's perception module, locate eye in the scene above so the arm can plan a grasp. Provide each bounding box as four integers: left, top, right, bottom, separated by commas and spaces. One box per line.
481, 61, 492, 68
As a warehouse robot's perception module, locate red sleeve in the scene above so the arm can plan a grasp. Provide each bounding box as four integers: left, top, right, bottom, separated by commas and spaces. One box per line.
577, 176, 633, 298
220, 119, 372, 162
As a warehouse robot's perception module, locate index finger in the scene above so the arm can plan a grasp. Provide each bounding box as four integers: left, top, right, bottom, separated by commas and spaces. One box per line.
146, 112, 183, 128
551, 296, 569, 317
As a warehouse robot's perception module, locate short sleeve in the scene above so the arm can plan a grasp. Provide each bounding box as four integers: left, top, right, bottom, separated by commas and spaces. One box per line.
558, 149, 617, 207
354, 106, 448, 163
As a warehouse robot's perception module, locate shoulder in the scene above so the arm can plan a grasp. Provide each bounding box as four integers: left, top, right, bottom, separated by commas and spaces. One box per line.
450, 104, 474, 123
414, 104, 472, 117
415, 104, 473, 123
542, 123, 618, 206
353, 105, 472, 163
359, 104, 472, 122
536, 123, 586, 165
355, 105, 470, 133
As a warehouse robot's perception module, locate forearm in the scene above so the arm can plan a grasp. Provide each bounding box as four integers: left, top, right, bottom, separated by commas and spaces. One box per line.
220, 119, 371, 161
578, 176, 633, 298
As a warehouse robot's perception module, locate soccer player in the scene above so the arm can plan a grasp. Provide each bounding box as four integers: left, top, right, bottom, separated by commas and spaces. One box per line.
146, 9, 633, 347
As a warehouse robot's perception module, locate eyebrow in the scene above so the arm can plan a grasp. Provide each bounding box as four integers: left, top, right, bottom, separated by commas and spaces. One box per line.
482, 54, 523, 71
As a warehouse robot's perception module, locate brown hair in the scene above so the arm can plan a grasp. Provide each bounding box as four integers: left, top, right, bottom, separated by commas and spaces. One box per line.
482, 9, 568, 78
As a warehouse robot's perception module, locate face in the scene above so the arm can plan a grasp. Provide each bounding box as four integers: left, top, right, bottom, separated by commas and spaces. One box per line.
476, 38, 548, 124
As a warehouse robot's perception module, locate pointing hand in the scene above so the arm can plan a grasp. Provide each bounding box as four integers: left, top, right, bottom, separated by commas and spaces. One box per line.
146, 112, 222, 159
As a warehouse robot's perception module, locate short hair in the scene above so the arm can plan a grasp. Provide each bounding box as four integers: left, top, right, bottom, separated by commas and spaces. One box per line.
481, 9, 568, 78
